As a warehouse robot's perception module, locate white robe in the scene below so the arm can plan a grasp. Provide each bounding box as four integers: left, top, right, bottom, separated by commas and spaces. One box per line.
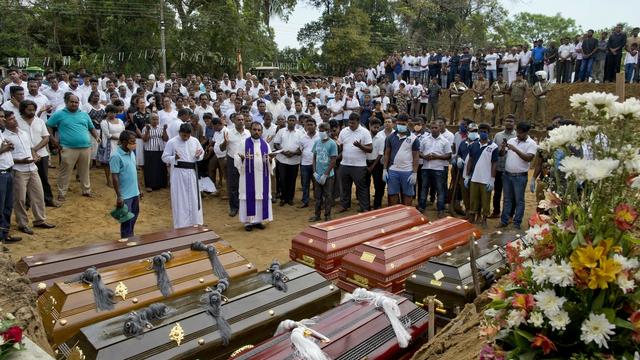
162, 136, 205, 228
235, 138, 274, 225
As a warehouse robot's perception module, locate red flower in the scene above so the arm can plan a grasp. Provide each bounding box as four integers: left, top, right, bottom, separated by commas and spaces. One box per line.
614, 203, 638, 231
511, 293, 536, 312
528, 213, 550, 227
531, 333, 556, 355
2, 326, 23, 343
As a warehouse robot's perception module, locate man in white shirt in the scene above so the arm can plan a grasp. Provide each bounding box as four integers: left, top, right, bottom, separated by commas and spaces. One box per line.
219, 113, 250, 217
266, 93, 286, 119
326, 91, 345, 121
484, 49, 500, 83
338, 113, 373, 212
3, 69, 28, 102
3, 111, 55, 234
342, 88, 360, 125
24, 80, 51, 119
464, 123, 499, 228
152, 73, 169, 93
273, 115, 302, 206
367, 118, 386, 209
0, 111, 21, 242
299, 117, 320, 208
503, 47, 520, 85
557, 37, 575, 83
2, 86, 24, 122
194, 93, 215, 129
42, 78, 65, 111
519, 44, 532, 78
207, 117, 228, 192
498, 122, 537, 230
419, 121, 452, 216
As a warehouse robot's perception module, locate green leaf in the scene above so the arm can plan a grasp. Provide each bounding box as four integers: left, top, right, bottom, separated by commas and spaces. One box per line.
571, 230, 586, 249
515, 328, 535, 341
591, 290, 606, 311
600, 308, 616, 323
615, 318, 635, 330
488, 299, 509, 309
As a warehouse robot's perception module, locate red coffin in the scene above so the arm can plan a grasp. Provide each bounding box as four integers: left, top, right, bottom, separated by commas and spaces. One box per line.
290, 205, 428, 279
337, 217, 479, 293
229, 291, 428, 360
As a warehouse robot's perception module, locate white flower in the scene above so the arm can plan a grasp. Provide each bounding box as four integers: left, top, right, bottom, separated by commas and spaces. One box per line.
625, 154, 640, 174
559, 156, 588, 181
613, 254, 639, 271
534, 289, 567, 316
519, 247, 534, 260
611, 97, 640, 119
631, 176, 640, 189
547, 309, 571, 331
548, 260, 575, 287
544, 125, 584, 149
525, 224, 551, 244
569, 93, 589, 109
531, 258, 555, 285
583, 92, 619, 114
581, 313, 616, 349
584, 158, 619, 182
527, 311, 544, 327
506, 309, 527, 328
617, 273, 636, 294
5, 312, 15, 320
484, 308, 498, 318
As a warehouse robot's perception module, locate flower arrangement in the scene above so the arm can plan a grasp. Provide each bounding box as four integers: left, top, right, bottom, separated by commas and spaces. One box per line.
0, 309, 24, 359
480, 92, 640, 359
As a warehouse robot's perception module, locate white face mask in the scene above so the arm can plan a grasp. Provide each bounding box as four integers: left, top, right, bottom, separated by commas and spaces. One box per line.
319, 131, 329, 140
468, 132, 479, 141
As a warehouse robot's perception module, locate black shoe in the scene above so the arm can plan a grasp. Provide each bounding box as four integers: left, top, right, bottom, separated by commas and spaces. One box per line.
298, 203, 309, 209
324, 215, 332, 221
228, 209, 238, 217
244, 224, 253, 231
34, 222, 56, 229
2, 236, 22, 243
496, 222, 509, 229
287, 201, 294, 206
18, 226, 34, 235
253, 223, 266, 230
308, 216, 321, 222
46, 201, 61, 208
338, 208, 349, 213
513, 224, 521, 230
279, 200, 286, 207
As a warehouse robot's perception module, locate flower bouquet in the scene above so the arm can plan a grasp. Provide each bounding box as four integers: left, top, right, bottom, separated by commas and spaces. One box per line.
480, 92, 640, 359
0, 310, 25, 359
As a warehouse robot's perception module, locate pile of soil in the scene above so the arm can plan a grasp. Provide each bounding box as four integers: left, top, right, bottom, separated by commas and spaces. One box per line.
0, 253, 52, 355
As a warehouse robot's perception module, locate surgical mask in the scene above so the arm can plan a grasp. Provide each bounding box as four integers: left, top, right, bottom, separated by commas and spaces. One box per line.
479, 131, 489, 141
319, 131, 329, 140
468, 132, 479, 141
396, 124, 407, 133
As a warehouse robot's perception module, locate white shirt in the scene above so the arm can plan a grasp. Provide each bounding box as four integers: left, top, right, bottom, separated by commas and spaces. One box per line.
0, 131, 15, 170
342, 96, 360, 120
266, 101, 286, 119
389, 133, 419, 172
338, 125, 372, 167
505, 136, 537, 173
152, 81, 168, 93
167, 120, 189, 140
194, 105, 215, 128
3, 128, 36, 172
625, 51, 638, 64
211, 127, 228, 158
485, 53, 499, 71
519, 50, 532, 67
470, 142, 499, 185
17, 116, 49, 157
3, 81, 28, 102
574, 42, 583, 60
420, 134, 451, 170
273, 127, 302, 165
442, 129, 455, 153
262, 123, 278, 148
158, 109, 178, 128
367, 131, 385, 161
326, 98, 345, 118
42, 87, 65, 110
504, 53, 520, 72
299, 132, 319, 166
225, 126, 251, 159
558, 43, 575, 60
24, 93, 50, 114
1, 101, 21, 121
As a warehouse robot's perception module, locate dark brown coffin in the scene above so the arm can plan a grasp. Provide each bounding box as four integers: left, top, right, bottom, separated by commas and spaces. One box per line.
337, 217, 479, 294
290, 205, 428, 279
230, 291, 429, 360
40, 240, 256, 348
404, 230, 519, 319
18, 225, 220, 291
57, 262, 340, 360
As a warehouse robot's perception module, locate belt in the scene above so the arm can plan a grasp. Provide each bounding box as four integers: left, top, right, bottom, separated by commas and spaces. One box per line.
174, 161, 201, 209
505, 171, 528, 177
539, 96, 546, 99
451, 94, 460, 97
494, 95, 504, 98
0, 167, 12, 174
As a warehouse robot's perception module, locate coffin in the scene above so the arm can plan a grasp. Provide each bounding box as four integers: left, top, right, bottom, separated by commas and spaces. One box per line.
337, 217, 479, 293
290, 205, 428, 279
40, 240, 256, 348
229, 290, 429, 360
404, 230, 518, 319
56, 262, 340, 360
18, 225, 219, 291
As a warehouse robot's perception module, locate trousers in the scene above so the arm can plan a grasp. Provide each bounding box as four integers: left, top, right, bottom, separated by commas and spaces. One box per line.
340, 165, 369, 211
58, 147, 92, 196
13, 170, 46, 227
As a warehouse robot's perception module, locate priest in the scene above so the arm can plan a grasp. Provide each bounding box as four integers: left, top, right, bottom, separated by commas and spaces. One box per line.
161, 123, 205, 228
235, 121, 274, 231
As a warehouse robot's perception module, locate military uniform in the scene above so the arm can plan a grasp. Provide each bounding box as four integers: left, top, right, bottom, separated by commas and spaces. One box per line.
448, 81, 467, 124
491, 79, 507, 126
509, 79, 528, 121
532, 80, 553, 128
426, 83, 441, 122
471, 78, 489, 122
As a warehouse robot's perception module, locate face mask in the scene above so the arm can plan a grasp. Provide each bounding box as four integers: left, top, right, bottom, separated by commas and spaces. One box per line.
468, 132, 479, 141
319, 132, 329, 140
479, 132, 489, 141
396, 124, 407, 133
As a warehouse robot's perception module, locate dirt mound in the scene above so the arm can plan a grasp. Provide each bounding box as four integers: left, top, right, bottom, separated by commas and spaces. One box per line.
0, 253, 52, 355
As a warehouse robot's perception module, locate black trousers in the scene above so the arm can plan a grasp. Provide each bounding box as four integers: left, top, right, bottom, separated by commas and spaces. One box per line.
604, 52, 622, 82
36, 156, 54, 204
366, 160, 384, 209
226, 155, 240, 212
279, 163, 299, 203
274, 160, 283, 198
340, 165, 369, 211
492, 170, 504, 215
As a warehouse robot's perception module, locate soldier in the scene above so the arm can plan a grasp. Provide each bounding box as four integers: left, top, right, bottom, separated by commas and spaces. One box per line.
532, 70, 553, 129
448, 74, 467, 125
471, 72, 489, 122
491, 73, 508, 126
509, 72, 528, 122
425, 77, 442, 122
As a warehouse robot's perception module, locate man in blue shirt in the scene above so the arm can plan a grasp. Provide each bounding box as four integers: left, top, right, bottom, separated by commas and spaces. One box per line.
110, 130, 142, 238
46, 93, 101, 201
531, 40, 546, 83
383, 113, 421, 207
465, 123, 498, 228
310, 122, 338, 222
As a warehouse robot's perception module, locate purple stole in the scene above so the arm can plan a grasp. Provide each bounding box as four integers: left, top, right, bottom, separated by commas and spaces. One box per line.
244, 137, 270, 219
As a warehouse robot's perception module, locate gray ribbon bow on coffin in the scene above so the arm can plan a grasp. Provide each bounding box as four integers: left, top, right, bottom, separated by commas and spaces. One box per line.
201, 278, 231, 345
123, 303, 173, 337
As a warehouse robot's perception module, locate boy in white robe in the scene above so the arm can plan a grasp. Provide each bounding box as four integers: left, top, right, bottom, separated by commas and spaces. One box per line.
161, 123, 205, 228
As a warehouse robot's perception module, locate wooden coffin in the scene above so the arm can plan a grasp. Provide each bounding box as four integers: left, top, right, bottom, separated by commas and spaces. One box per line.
230, 291, 429, 360
337, 217, 479, 294
40, 240, 256, 348
404, 230, 518, 319
290, 205, 428, 279
18, 225, 219, 291
57, 262, 340, 360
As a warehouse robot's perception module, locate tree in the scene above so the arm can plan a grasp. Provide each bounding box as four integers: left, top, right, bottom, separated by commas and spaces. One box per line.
491, 12, 583, 46
262, 0, 297, 26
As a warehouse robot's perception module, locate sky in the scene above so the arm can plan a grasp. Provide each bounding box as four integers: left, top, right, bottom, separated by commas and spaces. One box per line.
271, 0, 636, 49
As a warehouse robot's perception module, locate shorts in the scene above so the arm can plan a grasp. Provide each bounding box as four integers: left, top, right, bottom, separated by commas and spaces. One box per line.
387, 169, 415, 196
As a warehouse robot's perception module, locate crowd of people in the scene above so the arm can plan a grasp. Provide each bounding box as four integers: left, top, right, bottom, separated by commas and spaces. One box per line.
0, 26, 637, 242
